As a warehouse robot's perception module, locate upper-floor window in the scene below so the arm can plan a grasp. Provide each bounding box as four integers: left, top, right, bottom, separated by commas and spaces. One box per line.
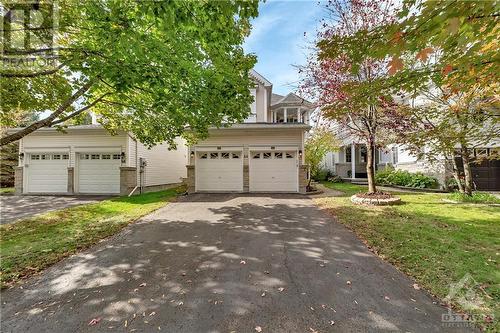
245, 88, 258, 123
273, 107, 307, 123
286, 108, 298, 123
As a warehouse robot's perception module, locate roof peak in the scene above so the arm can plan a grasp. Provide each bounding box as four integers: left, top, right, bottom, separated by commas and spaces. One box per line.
249, 69, 272, 87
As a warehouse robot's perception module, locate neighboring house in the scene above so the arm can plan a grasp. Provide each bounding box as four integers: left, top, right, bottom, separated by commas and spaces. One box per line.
185, 70, 313, 194
13, 125, 187, 195
322, 141, 500, 190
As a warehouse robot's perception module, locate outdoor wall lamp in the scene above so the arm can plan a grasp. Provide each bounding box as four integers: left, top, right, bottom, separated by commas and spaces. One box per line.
190, 151, 195, 159
299, 150, 302, 158
19, 152, 24, 160
121, 152, 126, 163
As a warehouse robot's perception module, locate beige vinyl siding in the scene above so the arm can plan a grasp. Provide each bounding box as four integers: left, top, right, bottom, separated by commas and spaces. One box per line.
255, 85, 268, 122
197, 129, 303, 147
22, 130, 127, 167
136, 137, 187, 186
127, 135, 138, 168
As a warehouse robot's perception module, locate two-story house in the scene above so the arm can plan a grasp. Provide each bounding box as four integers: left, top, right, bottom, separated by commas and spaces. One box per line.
185, 70, 313, 194
12, 70, 313, 196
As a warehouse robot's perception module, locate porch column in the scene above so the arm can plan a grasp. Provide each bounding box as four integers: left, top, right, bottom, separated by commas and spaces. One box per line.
351, 142, 356, 179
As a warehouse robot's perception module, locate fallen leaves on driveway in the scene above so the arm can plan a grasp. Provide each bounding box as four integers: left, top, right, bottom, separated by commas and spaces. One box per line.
255, 326, 262, 332
240, 260, 246, 265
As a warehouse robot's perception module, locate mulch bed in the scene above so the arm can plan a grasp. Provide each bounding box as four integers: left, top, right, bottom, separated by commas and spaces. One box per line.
355, 191, 394, 199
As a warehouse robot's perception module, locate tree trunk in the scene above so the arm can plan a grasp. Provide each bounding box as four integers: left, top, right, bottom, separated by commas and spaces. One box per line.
461, 147, 474, 196
366, 138, 377, 193
450, 155, 464, 193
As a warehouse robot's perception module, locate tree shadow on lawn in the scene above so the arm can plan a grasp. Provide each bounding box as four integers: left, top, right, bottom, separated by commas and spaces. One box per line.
0, 195, 474, 332
316, 194, 498, 325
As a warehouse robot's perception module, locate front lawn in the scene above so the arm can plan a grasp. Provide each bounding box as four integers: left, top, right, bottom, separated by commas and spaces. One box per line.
317, 181, 499, 329
0, 187, 183, 287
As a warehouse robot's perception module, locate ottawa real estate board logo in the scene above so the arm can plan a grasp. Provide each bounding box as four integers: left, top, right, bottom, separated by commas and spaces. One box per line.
1, 0, 59, 74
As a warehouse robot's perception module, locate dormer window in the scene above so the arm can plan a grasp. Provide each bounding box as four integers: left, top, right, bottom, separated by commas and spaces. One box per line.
272, 107, 308, 124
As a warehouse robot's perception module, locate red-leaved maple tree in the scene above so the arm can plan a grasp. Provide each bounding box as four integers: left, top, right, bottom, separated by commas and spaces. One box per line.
300, 0, 400, 194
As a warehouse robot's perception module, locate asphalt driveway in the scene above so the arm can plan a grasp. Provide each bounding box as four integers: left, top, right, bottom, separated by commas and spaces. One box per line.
1, 194, 473, 332
0, 195, 110, 224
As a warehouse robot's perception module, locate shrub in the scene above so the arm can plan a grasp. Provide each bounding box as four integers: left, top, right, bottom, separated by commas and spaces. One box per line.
448, 192, 500, 204
312, 168, 330, 181
375, 169, 438, 188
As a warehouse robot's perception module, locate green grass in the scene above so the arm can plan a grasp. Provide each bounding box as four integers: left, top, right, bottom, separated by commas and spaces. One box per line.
448, 191, 500, 204
317, 181, 500, 329
0, 187, 14, 195
0, 187, 183, 286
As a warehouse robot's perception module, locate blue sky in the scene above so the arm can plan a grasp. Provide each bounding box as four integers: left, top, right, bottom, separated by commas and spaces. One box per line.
243, 0, 325, 95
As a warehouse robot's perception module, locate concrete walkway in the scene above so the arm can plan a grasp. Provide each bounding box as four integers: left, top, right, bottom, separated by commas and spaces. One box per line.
0, 194, 474, 332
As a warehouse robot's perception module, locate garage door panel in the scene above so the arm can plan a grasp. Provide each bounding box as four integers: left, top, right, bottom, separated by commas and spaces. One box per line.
249, 151, 298, 192
78, 154, 121, 194
26, 154, 68, 193
196, 151, 243, 192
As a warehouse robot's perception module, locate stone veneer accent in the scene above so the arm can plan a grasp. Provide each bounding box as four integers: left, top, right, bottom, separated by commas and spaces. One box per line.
186, 165, 195, 194
14, 166, 23, 195
299, 164, 308, 194
243, 165, 249, 192
120, 166, 137, 196
67, 167, 74, 194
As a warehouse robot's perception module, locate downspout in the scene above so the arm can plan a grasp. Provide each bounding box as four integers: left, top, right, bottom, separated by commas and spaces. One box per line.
126, 133, 139, 196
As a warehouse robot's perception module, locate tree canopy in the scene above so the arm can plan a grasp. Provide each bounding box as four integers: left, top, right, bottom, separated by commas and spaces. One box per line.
1, 0, 259, 146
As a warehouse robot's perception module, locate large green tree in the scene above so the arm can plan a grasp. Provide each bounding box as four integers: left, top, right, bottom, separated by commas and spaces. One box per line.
1, 0, 259, 146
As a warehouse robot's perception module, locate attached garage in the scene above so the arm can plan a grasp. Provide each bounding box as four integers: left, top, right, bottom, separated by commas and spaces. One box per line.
77, 153, 121, 194
25, 153, 69, 193
249, 150, 298, 192
195, 150, 243, 192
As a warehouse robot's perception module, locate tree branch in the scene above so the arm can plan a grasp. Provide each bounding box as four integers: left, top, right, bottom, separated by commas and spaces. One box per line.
49, 92, 111, 126
0, 79, 96, 146
1, 63, 65, 78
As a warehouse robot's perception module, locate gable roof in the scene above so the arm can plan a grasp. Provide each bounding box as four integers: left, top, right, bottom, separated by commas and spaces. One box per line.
271, 92, 314, 109
271, 93, 284, 105
249, 69, 272, 87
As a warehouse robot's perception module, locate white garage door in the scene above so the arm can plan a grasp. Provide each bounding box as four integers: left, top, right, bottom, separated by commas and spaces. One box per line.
78, 153, 121, 194
196, 151, 243, 192
249, 151, 298, 192
26, 153, 69, 193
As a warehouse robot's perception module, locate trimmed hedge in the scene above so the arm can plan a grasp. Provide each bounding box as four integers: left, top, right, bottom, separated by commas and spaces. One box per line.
375, 169, 438, 189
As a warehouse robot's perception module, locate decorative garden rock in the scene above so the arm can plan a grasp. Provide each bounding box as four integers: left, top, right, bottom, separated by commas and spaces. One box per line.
351, 194, 401, 206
